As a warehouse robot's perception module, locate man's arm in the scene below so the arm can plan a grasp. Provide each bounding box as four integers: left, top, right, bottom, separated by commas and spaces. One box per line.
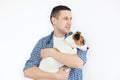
23, 39, 69, 80
24, 66, 69, 80
51, 52, 84, 69
41, 48, 87, 69
24, 66, 55, 80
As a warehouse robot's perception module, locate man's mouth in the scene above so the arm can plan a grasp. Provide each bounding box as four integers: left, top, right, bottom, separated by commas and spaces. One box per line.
65, 26, 71, 30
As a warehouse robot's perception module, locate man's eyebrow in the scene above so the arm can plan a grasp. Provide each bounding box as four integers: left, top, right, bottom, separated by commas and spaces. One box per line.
63, 16, 72, 18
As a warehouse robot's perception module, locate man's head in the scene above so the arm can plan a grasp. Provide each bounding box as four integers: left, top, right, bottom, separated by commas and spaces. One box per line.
50, 5, 72, 35
50, 5, 71, 24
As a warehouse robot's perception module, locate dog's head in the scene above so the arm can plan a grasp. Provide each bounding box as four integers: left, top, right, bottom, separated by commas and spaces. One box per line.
72, 31, 85, 46
65, 31, 89, 50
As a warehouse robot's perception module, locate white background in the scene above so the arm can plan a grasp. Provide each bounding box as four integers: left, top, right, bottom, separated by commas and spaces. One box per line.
0, 0, 120, 80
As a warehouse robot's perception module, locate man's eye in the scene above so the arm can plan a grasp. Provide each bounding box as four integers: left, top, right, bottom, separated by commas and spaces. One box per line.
64, 17, 68, 20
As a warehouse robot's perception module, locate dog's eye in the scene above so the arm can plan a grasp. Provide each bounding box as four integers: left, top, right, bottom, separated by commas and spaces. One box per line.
82, 40, 85, 45
74, 34, 80, 40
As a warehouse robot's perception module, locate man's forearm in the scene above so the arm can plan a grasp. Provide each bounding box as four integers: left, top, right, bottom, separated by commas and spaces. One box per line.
49, 51, 84, 69
24, 66, 55, 80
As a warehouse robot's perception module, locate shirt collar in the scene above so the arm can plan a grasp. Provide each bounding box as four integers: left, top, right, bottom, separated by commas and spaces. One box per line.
46, 31, 73, 48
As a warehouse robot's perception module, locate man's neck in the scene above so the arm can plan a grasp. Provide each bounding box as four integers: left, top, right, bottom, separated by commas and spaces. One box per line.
53, 31, 65, 38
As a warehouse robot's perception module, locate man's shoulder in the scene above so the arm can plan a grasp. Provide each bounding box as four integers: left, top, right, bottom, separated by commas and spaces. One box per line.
39, 32, 53, 42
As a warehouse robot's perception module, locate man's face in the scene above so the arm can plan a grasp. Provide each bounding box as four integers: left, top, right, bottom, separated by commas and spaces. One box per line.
52, 10, 72, 34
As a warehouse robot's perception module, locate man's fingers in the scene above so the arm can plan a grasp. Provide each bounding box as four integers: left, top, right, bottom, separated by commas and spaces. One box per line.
59, 66, 70, 71
59, 67, 65, 71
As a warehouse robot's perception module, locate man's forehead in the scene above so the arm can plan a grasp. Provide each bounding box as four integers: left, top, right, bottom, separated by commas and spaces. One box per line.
59, 10, 72, 17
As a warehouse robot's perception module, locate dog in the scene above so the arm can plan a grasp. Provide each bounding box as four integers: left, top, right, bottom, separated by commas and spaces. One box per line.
39, 31, 89, 73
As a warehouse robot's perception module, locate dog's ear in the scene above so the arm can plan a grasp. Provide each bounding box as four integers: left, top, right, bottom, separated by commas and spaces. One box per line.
76, 31, 81, 34
73, 31, 81, 40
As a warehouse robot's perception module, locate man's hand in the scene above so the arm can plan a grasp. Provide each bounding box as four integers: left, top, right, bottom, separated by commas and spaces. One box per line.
40, 48, 58, 59
54, 67, 69, 80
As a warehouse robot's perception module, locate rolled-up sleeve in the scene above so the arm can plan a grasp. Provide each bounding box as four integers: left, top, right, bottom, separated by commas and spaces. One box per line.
77, 49, 87, 65
23, 39, 43, 71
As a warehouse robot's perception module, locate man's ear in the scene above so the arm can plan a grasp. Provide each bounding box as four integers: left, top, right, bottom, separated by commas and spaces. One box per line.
51, 17, 57, 25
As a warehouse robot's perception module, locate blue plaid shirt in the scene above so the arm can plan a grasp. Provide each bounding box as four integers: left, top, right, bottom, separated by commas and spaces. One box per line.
24, 31, 87, 80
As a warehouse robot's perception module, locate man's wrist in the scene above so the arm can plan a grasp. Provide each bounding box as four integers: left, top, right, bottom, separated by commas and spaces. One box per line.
49, 50, 60, 59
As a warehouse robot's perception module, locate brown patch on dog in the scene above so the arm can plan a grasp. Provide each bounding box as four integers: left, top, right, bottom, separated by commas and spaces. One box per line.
72, 31, 85, 46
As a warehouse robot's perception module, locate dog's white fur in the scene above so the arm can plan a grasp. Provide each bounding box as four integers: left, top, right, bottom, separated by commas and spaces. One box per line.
39, 33, 88, 73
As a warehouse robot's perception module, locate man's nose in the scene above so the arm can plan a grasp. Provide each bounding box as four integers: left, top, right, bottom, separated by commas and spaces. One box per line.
67, 19, 71, 25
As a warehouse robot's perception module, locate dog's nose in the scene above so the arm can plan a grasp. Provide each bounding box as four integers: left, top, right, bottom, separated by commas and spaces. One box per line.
87, 47, 89, 50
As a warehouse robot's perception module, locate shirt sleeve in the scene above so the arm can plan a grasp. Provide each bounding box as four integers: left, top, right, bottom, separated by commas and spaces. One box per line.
77, 49, 87, 65
23, 39, 43, 71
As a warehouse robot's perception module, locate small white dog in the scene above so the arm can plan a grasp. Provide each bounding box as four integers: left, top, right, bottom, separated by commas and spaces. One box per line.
39, 31, 89, 73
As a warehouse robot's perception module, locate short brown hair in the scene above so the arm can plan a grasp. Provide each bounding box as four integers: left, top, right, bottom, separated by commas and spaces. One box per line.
50, 5, 71, 24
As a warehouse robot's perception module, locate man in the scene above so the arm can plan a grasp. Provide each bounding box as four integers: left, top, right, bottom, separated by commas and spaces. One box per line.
23, 5, 87, 80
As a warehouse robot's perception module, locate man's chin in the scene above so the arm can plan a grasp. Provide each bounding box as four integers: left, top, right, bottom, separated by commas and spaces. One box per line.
65, 31, 70, 34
